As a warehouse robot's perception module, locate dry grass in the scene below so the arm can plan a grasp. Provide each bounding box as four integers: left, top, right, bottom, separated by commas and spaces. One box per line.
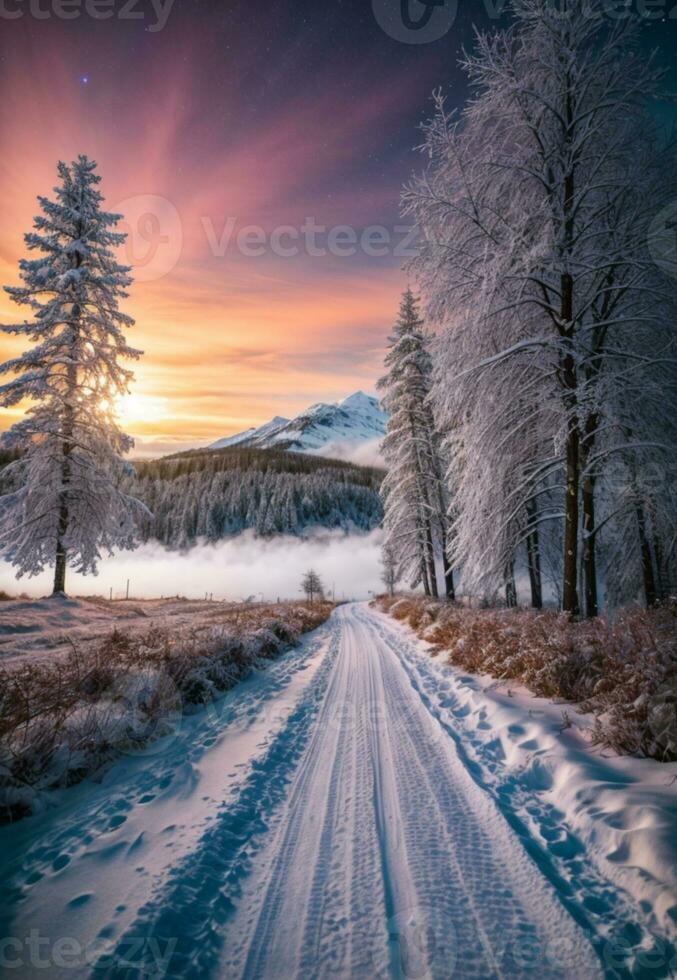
376, 595, 677, 762
0, 601, 332, 822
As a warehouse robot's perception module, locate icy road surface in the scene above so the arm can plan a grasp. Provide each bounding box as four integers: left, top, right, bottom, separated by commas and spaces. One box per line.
2, 603, 674, 979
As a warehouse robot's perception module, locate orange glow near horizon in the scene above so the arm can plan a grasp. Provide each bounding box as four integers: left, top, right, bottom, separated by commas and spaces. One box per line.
0, 18, 425, 457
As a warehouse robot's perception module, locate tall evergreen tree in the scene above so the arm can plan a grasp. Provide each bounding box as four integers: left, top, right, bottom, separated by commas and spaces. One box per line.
0, 156, 147, 594
378, 289, 454, 598
404, 0, 676, 615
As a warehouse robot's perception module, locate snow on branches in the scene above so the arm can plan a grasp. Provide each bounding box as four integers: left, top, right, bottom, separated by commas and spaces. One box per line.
378, 289, 454, 599
0, 156, 149, 594
402, 0, 677, 615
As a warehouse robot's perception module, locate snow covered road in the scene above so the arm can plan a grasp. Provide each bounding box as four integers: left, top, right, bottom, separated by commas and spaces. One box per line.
218, 604, 600, 980
1, 603, 674, 979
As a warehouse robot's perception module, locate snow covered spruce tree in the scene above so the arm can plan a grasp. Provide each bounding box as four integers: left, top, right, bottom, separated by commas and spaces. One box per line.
404, 0, 676, 615
378, 288, 454, 599
0, 156, 148, 595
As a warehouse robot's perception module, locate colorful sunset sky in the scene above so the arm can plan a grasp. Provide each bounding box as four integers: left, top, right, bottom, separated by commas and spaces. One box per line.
1, 0, 676, 456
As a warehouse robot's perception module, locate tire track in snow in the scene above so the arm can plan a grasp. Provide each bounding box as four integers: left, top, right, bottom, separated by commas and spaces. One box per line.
361, 605, 676, 979
216, 604, 601, 980
93, 624, 343, 979
82, 602, 640, 979
357, 609, 599, 979
0, 620, 337, 980
224, 609, 392, 979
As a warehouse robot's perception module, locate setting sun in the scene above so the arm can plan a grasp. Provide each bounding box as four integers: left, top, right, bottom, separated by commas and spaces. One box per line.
114, 392, 169, 426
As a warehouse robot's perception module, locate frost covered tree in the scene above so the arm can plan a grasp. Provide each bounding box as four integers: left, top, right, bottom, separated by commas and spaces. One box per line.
125, 449, 384, 546
404, 0, 676, 615
378, 289, 454, 599
0, 156, 147, 595
301, 568, 324, 604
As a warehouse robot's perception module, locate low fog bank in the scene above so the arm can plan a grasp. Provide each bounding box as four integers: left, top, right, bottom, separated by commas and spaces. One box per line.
311, 438, 385, 469
0, 529, 384, 602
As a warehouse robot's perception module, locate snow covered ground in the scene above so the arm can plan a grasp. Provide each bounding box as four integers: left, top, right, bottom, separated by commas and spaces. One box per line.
0, 593, 325, 667
1, 603, 675, 978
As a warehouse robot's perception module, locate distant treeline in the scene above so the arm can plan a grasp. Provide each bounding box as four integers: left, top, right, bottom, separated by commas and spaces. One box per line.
0, 445, 383, 545
126, 446, 383, 546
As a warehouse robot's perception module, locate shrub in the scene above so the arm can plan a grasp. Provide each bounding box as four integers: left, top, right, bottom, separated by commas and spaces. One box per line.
0, 600, 333, 822
375, 595, 677, 761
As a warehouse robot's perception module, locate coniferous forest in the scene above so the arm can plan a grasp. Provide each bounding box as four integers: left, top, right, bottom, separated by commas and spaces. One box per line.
128, 447, 384, 544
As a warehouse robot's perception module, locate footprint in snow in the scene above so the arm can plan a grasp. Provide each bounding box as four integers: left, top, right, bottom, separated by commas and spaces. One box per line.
67, 892, 93, 908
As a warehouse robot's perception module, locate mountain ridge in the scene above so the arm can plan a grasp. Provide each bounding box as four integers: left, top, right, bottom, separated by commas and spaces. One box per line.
209, 391, 387, 460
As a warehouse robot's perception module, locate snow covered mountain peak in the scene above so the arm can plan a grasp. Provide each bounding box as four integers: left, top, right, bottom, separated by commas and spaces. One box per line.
209, 391, 387, 463
340, 390, 375, 408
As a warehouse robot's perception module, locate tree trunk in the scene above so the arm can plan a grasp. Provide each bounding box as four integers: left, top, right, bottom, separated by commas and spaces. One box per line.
442, 554, 455, 601
505, 562, 517, 608
53, 222, 82, 597
562, 363, 580, 616
425, 521, 439, 599
578, 407, 599, 618
419, 480, 438, 599
560, 95, 580, 617
525, 498, 543, 609
652, 530, 666, 603
53, 524, 67, 594
421, 556, 431, 597
437, 510, 455, 600
53, 359, 76, 596
429, 438, 455, 600
636, 503, 657, 607
582, 474, 598, 618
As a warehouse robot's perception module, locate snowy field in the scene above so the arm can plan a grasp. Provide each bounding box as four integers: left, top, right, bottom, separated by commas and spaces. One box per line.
0, 593, 319, 666
1, 603, 675, 978
0, 529, 383, 605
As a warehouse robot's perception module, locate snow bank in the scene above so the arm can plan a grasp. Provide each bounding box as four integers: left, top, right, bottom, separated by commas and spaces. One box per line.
372, 603, 677, 941
379, 595, 677, 761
